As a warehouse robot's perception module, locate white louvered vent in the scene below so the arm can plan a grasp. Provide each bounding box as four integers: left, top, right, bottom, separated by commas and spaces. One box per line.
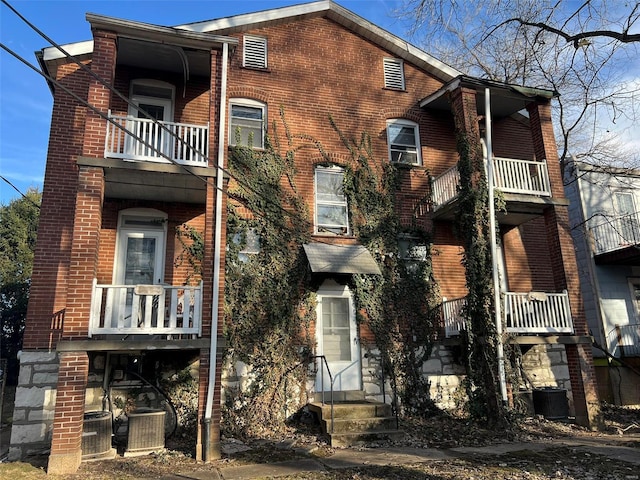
244, 35, 267, 69
383, 58, 405, 90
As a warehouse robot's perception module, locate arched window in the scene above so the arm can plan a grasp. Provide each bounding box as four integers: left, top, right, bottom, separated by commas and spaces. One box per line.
229, 98, 267, 148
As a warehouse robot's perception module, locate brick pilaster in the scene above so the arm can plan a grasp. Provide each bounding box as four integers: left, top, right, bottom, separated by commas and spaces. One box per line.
47, 351, 89, 475
83, 29, 117, 158
63, 166, 104, 339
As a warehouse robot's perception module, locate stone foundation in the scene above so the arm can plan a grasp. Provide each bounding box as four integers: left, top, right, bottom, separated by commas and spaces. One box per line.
8, 351, 59, 461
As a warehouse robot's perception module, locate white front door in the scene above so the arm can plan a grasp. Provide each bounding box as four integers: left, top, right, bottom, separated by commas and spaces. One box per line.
126, 80, 174, 159
315, 281, 361, 392
113, 211, 167, 327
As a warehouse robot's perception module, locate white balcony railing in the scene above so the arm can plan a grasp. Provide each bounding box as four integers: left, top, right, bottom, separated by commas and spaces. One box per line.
590, 212, 640, 255
89, 280, 202, 337
607, 323, 640, 357
441, 290, 573, 337
504, 291, 573, 334
442, 296, 466, 337
431, 157, 551, 208
105, 112, 209, 166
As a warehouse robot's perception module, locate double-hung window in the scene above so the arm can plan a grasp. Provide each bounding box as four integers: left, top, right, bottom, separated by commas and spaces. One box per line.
229, 99, 266, 148
315, 166, 349, 235
387, 119, 421, 165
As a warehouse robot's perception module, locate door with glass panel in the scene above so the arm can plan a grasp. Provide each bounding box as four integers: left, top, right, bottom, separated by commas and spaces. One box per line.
315, 282, 361, 392
125, 80, 174, 160
113, 213, 166, 329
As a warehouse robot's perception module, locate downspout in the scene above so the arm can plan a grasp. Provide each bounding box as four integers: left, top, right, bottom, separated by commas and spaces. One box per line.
203, 41, 229, 461
485, 88, 509, 405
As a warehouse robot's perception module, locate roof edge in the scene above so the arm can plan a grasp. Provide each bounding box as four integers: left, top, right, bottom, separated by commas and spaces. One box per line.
178, 0, 462, 83
86, 12, 238, 50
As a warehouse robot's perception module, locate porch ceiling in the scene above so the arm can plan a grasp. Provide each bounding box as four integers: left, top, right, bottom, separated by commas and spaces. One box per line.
77, 156, 216, 204
117, 38, 211, 77
432, 194, 568, 226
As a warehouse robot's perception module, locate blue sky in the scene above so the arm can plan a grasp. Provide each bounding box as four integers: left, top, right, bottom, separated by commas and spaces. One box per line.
0, 0, 408, 204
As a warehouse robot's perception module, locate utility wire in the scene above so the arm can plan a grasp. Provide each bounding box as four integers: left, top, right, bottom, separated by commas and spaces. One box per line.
0, 175, 41, 209
1, 0, 384, 256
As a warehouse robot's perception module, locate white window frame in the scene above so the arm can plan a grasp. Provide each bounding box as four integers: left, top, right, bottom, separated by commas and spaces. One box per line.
232, 227, 261, 263
315, 166, 349, 235
243, 35, 267, 69
386, 119, 422, 165
383, 58, 405, 90
229, 98, 266, 148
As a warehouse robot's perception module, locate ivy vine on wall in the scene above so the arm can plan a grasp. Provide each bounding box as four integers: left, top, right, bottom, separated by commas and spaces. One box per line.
222, 109, 441, 438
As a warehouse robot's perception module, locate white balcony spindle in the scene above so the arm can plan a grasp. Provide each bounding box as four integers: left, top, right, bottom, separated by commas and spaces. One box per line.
89, 282, 203, 336
104, 113, 209, 166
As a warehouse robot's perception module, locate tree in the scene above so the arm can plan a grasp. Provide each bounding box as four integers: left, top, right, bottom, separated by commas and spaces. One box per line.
397, 0, 640, 171
0, 189, 40, 384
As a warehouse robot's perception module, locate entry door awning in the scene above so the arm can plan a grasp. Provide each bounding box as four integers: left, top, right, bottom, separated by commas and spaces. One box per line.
303, 243, 381, 275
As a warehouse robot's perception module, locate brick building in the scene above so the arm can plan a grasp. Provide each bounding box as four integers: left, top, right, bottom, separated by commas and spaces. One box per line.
10, 1, 599, 474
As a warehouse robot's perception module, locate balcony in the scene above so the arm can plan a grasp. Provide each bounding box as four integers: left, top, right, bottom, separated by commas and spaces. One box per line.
442, 290, 573, 338
105, 112, 209, 166
431, 157, 554, 225
607, 324, 640, 357
89, 280, 202, 337
590, 213, 640, 265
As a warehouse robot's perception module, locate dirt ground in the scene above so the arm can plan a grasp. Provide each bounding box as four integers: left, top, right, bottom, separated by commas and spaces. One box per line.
2, 403, 639, 480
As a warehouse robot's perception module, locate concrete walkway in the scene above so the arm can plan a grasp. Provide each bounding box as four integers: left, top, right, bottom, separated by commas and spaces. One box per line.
149, 436, 640, 480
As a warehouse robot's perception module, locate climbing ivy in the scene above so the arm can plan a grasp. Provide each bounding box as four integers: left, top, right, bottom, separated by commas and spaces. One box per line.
453, 112, 510, 427
333, 121, 440, 416
223, 110, 440, 437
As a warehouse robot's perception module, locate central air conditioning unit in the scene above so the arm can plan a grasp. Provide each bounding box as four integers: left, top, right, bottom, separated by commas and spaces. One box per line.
82, 411, 116, 460
124, 408, 166, 456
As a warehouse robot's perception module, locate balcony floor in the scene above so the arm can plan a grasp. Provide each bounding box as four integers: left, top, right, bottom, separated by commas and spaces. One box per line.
433, 193, 568, 226
78, 156, 217, 203
594, 244, 640, 265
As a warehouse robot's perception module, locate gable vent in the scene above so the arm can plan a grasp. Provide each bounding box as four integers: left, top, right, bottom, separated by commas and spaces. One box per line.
244, 35, 267, 69
383, 58, 405, 90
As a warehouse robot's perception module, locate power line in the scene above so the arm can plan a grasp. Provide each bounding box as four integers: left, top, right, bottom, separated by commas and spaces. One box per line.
1, 0, 384, 256
0, 175, 41, 209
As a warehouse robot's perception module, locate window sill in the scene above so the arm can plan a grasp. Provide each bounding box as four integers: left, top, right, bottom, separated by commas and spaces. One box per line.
391, 162, 425, 169
228, 145, 266, 152
383, 87, 407, 93
241, 66, 272, 73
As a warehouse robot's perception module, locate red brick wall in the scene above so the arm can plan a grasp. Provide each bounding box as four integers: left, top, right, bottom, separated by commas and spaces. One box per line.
23, 61, 90, 350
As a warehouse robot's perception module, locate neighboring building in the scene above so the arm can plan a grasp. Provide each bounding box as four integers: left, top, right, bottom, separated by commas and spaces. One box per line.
565, 160, 640, 405
10, 1, 600, 474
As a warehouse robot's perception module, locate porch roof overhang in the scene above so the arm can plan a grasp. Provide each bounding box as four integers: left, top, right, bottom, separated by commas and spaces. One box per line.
77, 156, 220, 204
36, 13, 238, 95
419, 75, 559, 119
303, 243, 382, 275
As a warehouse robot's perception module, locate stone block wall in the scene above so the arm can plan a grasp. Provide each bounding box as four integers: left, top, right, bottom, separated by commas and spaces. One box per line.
8, 351, 59, 461
521, 344, 573, 412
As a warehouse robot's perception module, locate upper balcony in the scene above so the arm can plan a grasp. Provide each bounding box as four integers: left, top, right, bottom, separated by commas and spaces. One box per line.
589, 212, 640, 265
431, 156, 556, 225
442, 290, 574, 338
105, 113, 209, 166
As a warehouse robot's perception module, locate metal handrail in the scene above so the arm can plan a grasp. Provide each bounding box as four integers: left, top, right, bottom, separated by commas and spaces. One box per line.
607, 323, 640, 357
312, 355, 335, 434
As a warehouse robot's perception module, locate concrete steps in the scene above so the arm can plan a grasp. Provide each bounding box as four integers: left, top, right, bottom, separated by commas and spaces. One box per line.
308, 396, 403, 447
